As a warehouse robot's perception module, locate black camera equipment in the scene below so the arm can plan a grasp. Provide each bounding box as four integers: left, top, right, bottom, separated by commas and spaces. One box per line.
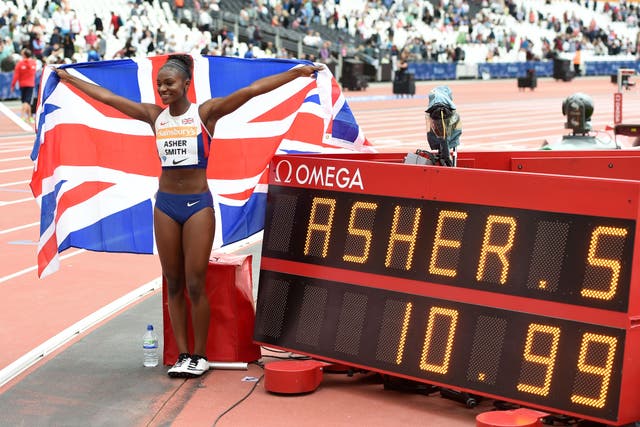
405, 86, 462, 167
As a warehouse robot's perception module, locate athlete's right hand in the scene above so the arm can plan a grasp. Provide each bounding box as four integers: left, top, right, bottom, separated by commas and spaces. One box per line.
51, 66, 70, 81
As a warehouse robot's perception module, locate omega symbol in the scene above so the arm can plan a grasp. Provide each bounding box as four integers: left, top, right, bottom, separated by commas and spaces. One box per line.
274, 159, 293, 183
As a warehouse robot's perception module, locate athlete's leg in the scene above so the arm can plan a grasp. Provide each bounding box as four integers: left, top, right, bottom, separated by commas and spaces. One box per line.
154, 207, 188, 354
182, 205, 214, 358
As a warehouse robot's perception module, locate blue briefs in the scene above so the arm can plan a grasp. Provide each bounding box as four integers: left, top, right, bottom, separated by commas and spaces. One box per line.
155, 190, 213, 225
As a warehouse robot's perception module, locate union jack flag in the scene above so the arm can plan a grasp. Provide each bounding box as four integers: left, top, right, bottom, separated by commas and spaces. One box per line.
30, 54, 372, 277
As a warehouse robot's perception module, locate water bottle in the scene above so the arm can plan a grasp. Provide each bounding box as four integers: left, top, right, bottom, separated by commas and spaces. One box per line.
142, 324, 159, 367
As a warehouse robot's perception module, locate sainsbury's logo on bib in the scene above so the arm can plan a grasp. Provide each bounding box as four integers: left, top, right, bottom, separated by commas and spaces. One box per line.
157, 126, 197, 138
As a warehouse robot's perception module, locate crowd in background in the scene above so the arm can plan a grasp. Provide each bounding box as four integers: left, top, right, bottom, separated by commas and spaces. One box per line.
0, 0, 639, 79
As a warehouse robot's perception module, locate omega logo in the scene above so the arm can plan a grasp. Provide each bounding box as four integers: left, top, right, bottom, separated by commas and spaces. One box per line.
274, 159, 364, 190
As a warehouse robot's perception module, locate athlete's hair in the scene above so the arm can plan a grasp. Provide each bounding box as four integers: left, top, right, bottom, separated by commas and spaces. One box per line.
162, 54, 193, 80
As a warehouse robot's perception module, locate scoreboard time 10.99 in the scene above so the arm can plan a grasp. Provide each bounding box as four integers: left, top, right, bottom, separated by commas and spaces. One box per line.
253, 151, 640, 426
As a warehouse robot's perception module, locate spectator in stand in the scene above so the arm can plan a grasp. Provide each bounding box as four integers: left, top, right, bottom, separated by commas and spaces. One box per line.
238, 7, 249, 26
244, 43, 255, 58
62, 33, 74, 59
49, 26, 63, 47
318, 40, 333, 64
252, 25, 263, 47
0, 38, 14, 71
197, 8, 213, 32
51, 5, 65, 34
84, 27, 97, 50
10, 48, 37, 123
45, 42, 64, 64
263, 41, 275, 58
86, 43, 101, 61
30, 17, 46, 36
174, 0, 185, 23
93, 13, 103, 33
113, 37, 137, 58
59, 6, 71, 37
110, 11, 123, 38
69, 9, 82, 40
216, 25, 229, 43
31, 31, 45, 60
95, 32, 107, 58
302, 29, 322, 48
138, 29, 154, 55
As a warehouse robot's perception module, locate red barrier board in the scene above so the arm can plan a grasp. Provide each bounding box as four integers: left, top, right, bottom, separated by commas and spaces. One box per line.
254, 150, 640, 425
163, 253, 261, 365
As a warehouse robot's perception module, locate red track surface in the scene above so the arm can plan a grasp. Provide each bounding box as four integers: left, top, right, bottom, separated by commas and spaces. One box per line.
1, 76, 638, 426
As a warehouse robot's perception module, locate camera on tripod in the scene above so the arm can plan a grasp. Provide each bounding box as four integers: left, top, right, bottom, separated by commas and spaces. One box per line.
405, 86, 462, 167
562, 92, 593, 136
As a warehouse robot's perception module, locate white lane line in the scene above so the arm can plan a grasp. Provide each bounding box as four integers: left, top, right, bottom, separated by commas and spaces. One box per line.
0, 141, 33, 146
0, 148, 32, 154
0, 197, 33, 207
0, 156, 29, 162
0, 180, 30, 188
0, 166, 32, 173
0, 249, 85, 285
0, 137, 34, 142
0, 222, 38, 235
0, 102, 35, 133
0, 232, 263, 387
0, 276, 162, 388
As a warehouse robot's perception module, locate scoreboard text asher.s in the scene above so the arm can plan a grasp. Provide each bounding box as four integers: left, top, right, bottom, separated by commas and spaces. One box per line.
253, 152, 640, 425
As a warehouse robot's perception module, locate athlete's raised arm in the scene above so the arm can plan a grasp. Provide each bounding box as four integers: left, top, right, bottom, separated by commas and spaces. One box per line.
198, 63, 323, 136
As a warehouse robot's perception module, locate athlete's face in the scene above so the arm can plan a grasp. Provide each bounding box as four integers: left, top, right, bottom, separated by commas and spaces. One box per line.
156, 68, 189, 105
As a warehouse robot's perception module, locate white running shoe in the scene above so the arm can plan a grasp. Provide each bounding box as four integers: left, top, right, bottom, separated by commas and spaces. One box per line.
183, 355, 209, 377
167, 353, 191, 378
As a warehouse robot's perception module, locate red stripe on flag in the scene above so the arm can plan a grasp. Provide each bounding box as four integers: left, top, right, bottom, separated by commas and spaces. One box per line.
208, 135, 282, 180
37, 234, 58, 277
30, 169, 42, 199
281, 111, 325, 144
55, 181, 116, 222
219, 187, 257, 201
258, 169, 269, 185
250, 81, 315, 123
331, 78, 341, 106
209, 111, 325, 180
32, 124, 160, 192
64, 84, 132, 119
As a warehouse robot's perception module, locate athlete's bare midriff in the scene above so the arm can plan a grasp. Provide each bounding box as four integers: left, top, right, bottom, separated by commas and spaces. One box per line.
158, 168, 209, 194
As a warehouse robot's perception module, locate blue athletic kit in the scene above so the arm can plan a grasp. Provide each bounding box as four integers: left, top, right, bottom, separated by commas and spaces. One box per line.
153, 104, 214, 224
155, 191, 214, 225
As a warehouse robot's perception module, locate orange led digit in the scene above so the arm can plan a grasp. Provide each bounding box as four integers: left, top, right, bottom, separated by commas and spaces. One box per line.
571, 333, 618, 409
304, 197, 336, 257
385, 206, 421, 270
429, 210, 468, 277
419, 307, 459, 374
343, 201, 378, 264
582, 226, 628, 300
395, 302, 413, 365
516, 324, 560, 397
476, 215, 517, 284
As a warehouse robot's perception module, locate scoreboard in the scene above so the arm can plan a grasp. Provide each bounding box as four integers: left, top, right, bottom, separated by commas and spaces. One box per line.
253, 150, 640, 425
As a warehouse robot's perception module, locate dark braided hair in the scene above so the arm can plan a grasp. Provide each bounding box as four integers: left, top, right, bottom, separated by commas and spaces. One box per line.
162, 54, 193, 80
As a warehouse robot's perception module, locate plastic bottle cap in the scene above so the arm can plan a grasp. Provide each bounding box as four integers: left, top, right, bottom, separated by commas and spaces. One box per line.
147, 324, 153, 330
